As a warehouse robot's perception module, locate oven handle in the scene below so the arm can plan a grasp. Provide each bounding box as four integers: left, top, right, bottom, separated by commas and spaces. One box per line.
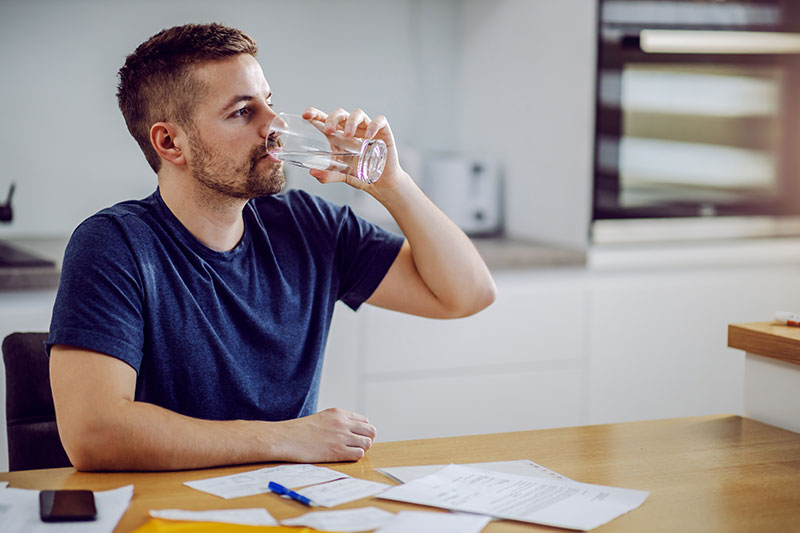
636, 29, 800, 54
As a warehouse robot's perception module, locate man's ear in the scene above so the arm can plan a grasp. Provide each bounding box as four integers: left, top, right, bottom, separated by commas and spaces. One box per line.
150, 122, 187, 166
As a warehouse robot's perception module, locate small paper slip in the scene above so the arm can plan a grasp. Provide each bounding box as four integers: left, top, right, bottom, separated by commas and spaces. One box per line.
149, 508, 277, 526
184, 464, 347, 499
377, 459, 571, 484
0, 481, 8, 488
375, 510, 491, 533
281, 506, 396, 532
294, 477, 392, 507
379, 464, 649, 531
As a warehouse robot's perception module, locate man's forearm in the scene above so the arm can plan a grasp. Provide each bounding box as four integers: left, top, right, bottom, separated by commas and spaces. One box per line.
66, 401, 376, 471
68, 399, 274, 471
52, 346, 377, 472
370, 173, 496, 317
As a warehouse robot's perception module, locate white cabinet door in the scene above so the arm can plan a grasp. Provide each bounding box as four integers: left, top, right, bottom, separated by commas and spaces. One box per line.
362, 271, 588, 375
364, 366, 583, 442
317, 302, 363, 413
359, 271, 589, 441
587, 265, 800, 424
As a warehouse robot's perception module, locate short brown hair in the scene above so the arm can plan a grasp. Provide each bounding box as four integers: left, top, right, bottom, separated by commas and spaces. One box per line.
117, 23, 258, 173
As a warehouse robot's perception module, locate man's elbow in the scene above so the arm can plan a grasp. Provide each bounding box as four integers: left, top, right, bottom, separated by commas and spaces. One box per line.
60, 434, 99, 472
472, 277, 498, 314
58, 418, 117, 472
450, 276, 497, 318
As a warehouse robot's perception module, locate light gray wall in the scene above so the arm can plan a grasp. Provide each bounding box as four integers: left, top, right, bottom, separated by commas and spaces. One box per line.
0, 0, 460, 237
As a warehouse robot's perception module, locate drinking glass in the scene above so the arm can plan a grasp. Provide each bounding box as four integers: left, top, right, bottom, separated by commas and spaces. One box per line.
267, 113, 387, 183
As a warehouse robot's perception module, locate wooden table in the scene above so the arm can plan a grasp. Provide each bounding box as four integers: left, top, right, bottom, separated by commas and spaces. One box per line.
728, 321, 800, 365
729, 322, 800, 433
2, 415, 799, 532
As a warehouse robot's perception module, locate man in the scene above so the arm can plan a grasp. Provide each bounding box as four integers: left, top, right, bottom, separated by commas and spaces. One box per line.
48, 23, 495, 471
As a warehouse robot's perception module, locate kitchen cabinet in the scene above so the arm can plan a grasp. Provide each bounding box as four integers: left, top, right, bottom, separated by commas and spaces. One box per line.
361, 271, 588, 441
321, 242, 800, 442
319, 270, 590, 441
587, 265, 800, 424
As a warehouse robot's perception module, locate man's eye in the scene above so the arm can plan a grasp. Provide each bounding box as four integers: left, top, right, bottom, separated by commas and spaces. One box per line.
232, 107, 250, 118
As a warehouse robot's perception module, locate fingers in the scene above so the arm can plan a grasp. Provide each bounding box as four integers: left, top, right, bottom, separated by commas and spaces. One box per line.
276, 408, 377, 463
351, 420, 377, 440
302, 107, 326, 122
324, 108, 349, 134
344, 109, 370, 136
347, 434, 374, 452
365, 115, 388, 139
303, 107, 383, 139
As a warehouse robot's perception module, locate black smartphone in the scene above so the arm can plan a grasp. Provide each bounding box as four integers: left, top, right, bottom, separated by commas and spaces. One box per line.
39, 489, 97, 522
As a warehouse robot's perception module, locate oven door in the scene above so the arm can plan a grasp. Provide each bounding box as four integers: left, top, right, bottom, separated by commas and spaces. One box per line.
594, 29, 800, 227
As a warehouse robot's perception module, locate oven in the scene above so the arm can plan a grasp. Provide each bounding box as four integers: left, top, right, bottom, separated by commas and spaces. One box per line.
593, 0, 800, 242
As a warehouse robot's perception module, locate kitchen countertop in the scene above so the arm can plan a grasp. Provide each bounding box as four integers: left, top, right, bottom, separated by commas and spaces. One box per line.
728, 322, 800, 366
0, 235, 586, 291
0, 237, 66, 291
471, 236, 586, 270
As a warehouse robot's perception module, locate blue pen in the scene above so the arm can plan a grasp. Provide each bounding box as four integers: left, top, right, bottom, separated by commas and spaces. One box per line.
267, 481, 316, 507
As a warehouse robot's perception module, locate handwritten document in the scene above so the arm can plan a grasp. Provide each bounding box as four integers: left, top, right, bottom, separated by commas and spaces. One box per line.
379, 464, 649, 531
295, 477, 392, 507
184, 464, 347, 499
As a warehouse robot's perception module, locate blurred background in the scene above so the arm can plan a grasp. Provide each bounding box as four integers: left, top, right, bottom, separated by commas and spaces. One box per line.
2, 0, 800, 472
0, 0, 594, 247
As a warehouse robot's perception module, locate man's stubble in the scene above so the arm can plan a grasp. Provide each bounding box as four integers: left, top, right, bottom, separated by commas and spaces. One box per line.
188, 129, 285, 200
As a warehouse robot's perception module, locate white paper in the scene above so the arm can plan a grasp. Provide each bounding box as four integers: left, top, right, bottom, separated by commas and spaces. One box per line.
149, 508, 277, 526
0, 481, 8, 488
295, 477, 392, 508
379, 464, 649, 531
377, 459, 571, 484
184, 464, 347, 499
375, 510, 491, 533
0, 484, 133, 533
281, 507, 396, 532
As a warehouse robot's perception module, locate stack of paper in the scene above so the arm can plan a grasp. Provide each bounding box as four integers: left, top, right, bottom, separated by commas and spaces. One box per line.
181, 460, 648, 531
379, 464, 649, 531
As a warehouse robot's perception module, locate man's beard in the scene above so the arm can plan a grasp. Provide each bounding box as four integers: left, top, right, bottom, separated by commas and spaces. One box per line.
188, 132, 285, 200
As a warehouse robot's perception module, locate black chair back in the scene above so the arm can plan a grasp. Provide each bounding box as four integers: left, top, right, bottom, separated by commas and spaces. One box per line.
2, 332, 71, 471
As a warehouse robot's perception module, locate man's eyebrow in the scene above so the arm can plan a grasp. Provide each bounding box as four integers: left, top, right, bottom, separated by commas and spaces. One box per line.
221, 92, 272, 112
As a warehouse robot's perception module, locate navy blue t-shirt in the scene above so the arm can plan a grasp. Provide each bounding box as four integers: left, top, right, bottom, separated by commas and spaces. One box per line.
47, 188, 404, 422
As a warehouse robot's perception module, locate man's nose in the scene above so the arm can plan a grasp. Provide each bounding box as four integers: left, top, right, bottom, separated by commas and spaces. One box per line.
260, 107, 279, 139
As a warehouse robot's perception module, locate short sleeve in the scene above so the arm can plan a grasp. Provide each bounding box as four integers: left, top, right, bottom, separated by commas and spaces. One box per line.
47, 215, 145, 372
334, 205, 405, 311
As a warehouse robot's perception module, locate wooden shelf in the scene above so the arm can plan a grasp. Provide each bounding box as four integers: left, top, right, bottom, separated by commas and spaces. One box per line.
728, 322, 800, 366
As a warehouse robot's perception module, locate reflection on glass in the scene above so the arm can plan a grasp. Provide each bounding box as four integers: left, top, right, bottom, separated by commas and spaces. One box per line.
616, 64, 782, 207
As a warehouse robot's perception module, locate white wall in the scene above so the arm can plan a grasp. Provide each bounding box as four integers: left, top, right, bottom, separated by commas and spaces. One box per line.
457, 0, 597, 249
0, 0, 460, 238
